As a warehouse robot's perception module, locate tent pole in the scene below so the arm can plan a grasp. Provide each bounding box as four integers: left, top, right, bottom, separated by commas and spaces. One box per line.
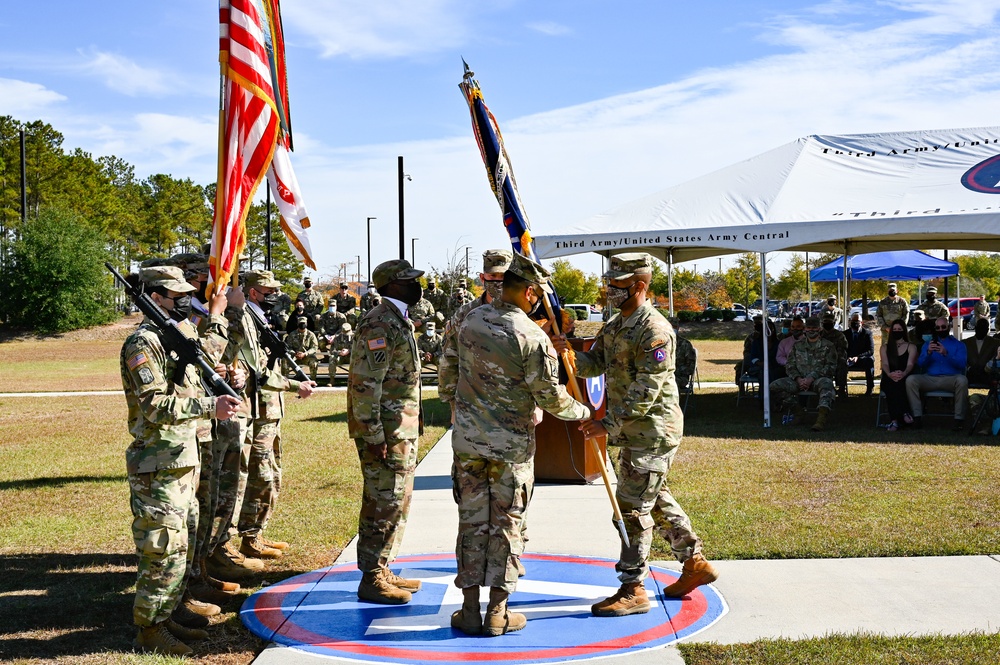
761, 252, 771, 428
843, 242, 849, 330
667, 251, 674, 316
806, 252, 812, 313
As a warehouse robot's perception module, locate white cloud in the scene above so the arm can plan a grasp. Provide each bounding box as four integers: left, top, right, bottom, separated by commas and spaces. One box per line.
77, 50, 177, 97
0, 78, 66, 116
282, 0, 474, 59
526, 21, 572, 36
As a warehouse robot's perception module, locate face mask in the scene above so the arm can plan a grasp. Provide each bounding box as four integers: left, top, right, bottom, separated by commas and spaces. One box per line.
484, 280, 503, 302
260, 291, 279, 308
922, 333, 933, 343
976, 327, 988, 340
368, 287, 376, 294
850, 321, 861, 330
425, 329, 436, 337
805, 330, 820, 340
399, 282, 422, 307
297, 322, 307, 330
888, 291, 897, 297
822, 321, 834, 330
792, 330, 803, 339
935, 328, 950, 339
781, 327, 789, 335
328, 306, 335, 313
606, 284, 632, 309
827, 299, 835, 305
927, 296, 936, 302
167, 294, 192, 322
890, 330, 906, 340
527, 290, 545, 318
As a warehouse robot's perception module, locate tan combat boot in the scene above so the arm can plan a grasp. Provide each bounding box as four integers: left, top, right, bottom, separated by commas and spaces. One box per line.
591, 581, 649, 617
260, 535, 290, 551
811, 406, 831, 432
383, 568, 422, 592
357, 569, 412, 605
188, 560, 240, 605
134, 621, 193, 656
201, 557, 241, 593
182, 591, 220, 617
207, 541, 264, 581
240, 533, 283, 559
450, 586, 482, 635
662, 554, 720, 598
483, 587, 526, 636
166, 618, 208, 642
171, 600, 209, 629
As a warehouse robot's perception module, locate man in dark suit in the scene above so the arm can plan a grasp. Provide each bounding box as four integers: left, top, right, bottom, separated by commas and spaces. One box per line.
965, 318, 1000, 386
844, 312, 875, 395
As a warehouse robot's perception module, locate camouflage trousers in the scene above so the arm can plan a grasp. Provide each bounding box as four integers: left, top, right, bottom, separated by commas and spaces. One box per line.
190, 426, 228, 576
615, 446, 701, 584
355, 438, 418, 572
285, 357, 319, 382
129, 465, 198, 626
452, 452, 533, 593
211, 413, 251, 551
238, 418, 281, 537
770, 376, 836, 411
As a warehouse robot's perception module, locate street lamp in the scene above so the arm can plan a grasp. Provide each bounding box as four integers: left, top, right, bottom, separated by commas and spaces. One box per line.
411, 238, 419, 268
366, 216, 377, 283
397, 156, 412, 261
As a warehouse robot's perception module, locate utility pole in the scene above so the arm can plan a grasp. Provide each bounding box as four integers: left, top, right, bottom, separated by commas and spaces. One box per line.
397, 156, 405, 260
366, 216, 377, 283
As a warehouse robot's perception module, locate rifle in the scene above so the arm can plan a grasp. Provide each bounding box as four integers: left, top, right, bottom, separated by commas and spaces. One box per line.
106, 262, 239, 400
244, 301, 312, 384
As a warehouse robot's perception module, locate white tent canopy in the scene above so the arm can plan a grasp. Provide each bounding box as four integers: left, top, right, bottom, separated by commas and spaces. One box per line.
535, 126, 1000, 263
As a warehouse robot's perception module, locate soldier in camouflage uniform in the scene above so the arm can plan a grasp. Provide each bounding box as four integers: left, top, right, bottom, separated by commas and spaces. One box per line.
769, 316, 838, 431
319, 305, 348, 351
334, 282, 357, 314
917, 286, 950, 321
876, 283, 910, 344
821, 313, 850, 396
360, 285, 381, 313
234, 271, 317, 562
328, 322, 354, 379
974, 295, 991, 327
285, 316, 321, 382
439, 250, 512, 414
120, 266, 242, 655
408, 296, 436, 335
417, 321, 443, 366
448, 279, 474, 318
270, 291, 292, 331
671, 320, 697, 392
348, 259, 425, 605
295, 277, 326, 323
557, 253, 718, 618
819, 294, 844, 329
450, 254, 591, 637
425, 279, 448, 314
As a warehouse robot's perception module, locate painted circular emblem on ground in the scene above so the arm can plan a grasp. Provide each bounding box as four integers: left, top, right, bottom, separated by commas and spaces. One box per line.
241, 553, 727, 664
961, 153, 1000, 193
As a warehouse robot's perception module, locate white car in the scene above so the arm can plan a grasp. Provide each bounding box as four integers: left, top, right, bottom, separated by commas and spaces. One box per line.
564, 303, 604, 322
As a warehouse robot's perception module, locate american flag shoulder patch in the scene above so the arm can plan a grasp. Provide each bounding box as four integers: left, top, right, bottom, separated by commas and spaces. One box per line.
367, 337, 387, 351
127, 352, 148, 370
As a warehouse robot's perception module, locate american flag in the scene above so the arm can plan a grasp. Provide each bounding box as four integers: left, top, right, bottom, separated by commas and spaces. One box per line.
210, 0, 280, 294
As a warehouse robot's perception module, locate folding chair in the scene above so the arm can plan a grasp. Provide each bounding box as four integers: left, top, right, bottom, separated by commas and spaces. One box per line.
736, 373, 761, 407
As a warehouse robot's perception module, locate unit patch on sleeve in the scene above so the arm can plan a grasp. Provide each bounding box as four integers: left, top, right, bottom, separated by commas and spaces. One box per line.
653, 348, 667, 363
137, 367, 155, 384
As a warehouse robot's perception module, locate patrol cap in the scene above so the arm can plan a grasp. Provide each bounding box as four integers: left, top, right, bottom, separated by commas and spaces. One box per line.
927, 286, 938, 294
303, 277, 312, 285
604, 253, 653, 280
139, 257, 171, 268
912, 309, 926, 320
827, 294, 837, 299
805, 316, 821, 327
341, 322, 352, 332
244, 269, 282, 289
482, 249, 513, 274
888, 283, 897, 289
296, 316, 308, 324
506, 253, 553, 294
339, 281, 348, 288
169, 252, 209, 273
372, 259, 424, 289
140, 265, 195, 293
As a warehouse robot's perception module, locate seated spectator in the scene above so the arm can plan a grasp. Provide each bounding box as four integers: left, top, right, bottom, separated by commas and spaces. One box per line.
285, 316, 320, 382
879, 320, 918, 432
418, 321, 444, 365
672, 319, 697, 391
905, 317, 968, 430
285, 299, 316, 333
774, 316, 806, 379
964, 318, 1000, 386
770, 317, 837, 431
821, 313, 849, 396
844, 312, 875, 396
735, 316, 777, 382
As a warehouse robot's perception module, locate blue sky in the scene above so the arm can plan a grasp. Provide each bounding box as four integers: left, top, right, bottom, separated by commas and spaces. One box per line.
3, 1, 1000, 281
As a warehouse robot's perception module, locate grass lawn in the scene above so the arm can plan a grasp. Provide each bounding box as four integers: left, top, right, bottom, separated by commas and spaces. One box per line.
1, 329, 998, 663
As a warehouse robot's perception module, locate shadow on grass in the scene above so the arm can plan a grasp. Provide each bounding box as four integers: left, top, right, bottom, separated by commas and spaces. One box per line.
685, 391, 999, 447
0, 552, 320, 661
0, 474, 126, 492
302, 397, 451, 430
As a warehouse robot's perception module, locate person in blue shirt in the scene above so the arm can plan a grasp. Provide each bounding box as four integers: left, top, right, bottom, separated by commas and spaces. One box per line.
904, 317, 968, 430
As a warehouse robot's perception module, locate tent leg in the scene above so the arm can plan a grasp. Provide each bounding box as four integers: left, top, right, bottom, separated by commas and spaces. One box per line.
761, 252, 771, 428
667, 251, 674, 317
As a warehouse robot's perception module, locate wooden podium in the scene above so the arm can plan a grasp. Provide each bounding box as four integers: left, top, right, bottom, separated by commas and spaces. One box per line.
534, 337, 607, 483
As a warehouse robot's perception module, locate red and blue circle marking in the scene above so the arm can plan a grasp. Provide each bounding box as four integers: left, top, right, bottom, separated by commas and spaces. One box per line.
241, 553, 726, 663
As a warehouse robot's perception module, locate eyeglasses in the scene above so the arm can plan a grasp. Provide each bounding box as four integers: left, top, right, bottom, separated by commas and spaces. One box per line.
934, 326, 949, 331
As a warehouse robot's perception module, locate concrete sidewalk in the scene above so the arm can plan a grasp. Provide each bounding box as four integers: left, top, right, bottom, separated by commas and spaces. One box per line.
251, 430, 1000, 664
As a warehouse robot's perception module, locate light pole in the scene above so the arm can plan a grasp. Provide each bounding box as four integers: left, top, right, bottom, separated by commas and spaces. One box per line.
411, 238, 419, 268
397, 157, 412, 260
366, 216, 377, 283
356, 255, 361, 298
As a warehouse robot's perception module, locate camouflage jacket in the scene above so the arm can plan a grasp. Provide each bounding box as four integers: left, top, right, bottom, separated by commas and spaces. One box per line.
573, 301, 681, 471
408, 298, 435, 327
417, 332, 443, 362
784, 337, 837, 380
917, 299, 949, 321
286, 328, 320, 358
360, 292, 381, 313
347, 301, 421, 445
230, 303, 303, 420
334, 292, 357, 314
675, 335, 696, 380
974, 300, 991, 319
449, 289, 474, 316
296, 288, 326, 317
320, 309, 348, 336
453, 300, 589, 463
821, 327, 848, 361
330, 331, 353, 358
876, 296, 910, 328
120, 317, 227, 474
425, 287, 447, 313
438, 293, 489, 404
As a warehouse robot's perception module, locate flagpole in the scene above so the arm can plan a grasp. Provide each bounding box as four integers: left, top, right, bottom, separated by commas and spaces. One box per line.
266, 186, 272, 271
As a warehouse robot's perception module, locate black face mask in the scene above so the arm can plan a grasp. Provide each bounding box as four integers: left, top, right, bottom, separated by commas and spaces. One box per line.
527, 291, 545, 318
890, 330, 906, 340
935, 328, 950, 340
827, 299, 835, 305
260, 292, 279, 308
297, 322, 307, 330
850, 321, 861, 330
792, 330, 803, 339
822, 321, 834, 331
167, 294, 192, 322
398, 282, 422, 307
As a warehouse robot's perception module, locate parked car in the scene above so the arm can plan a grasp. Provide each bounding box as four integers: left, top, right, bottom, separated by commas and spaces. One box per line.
564, 303, 604, 322
947, 297, 980, 318
849, 302, 880, 319
962, 302, 998, 330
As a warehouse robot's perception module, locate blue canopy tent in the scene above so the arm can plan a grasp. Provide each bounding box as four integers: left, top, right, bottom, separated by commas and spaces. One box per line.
809, 250, 958, 282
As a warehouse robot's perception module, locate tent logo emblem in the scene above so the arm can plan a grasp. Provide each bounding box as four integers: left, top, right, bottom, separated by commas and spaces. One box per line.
961, 154, 1000, 194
